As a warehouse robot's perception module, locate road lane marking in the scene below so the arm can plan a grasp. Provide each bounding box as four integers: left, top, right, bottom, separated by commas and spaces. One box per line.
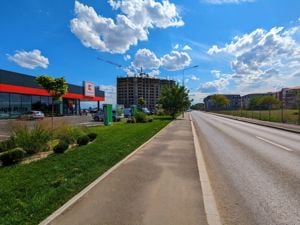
256, 136, 294, 152
190, 113, 222, 225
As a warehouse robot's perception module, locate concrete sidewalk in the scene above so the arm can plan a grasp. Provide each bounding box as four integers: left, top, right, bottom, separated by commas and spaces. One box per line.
42, 114, 208, 225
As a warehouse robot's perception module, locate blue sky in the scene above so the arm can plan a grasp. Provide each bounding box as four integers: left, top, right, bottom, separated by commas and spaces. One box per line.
1, 0, 300, 104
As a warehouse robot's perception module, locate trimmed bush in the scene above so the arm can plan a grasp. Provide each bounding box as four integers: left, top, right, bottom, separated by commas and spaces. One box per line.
53, 141, 69, 154
77, 135, 90, 146
87, 133, 97, 141
0, 148, 25, 166
55, 126, 86, 144
147, 116, 153, 122
134, 112, 147, 123
126, 117, 136, 123
0, 138, 16, 153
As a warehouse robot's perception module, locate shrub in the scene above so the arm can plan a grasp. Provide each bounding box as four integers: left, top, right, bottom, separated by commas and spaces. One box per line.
134, 112, 147, 123
87, 133, 97, 141
126, 117, 136, 123
77, 135, 90, 146
0, 148, 25, 166
55, 126, 86, 144
53, 141, 69, 154
147, 116, 153, 122
0, 137, 16, 153
12, 124, 52, 154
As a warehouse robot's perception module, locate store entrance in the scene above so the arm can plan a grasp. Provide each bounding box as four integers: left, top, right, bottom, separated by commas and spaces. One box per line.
63, 99, 80, 116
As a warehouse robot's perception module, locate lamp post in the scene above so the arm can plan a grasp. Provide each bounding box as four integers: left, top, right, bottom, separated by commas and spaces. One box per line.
182, 65, 199, 87
181, 65, 199, 118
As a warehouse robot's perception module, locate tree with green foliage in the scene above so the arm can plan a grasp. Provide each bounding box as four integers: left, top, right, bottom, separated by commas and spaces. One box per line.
211, 94, 229, 110
190, 103, 204, 110
257, 95, 280, 120
249, 96, 262, 110
159, 84, 191, 119
35, 75, 68, 128
138, 97, 146, 110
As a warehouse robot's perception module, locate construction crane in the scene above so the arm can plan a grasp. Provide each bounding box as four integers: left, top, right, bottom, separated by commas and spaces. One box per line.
96, 57, 123, 69
96, 57, 144, 76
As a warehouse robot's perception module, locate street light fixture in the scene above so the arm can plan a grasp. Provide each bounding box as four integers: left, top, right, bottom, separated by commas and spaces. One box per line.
182, 65, 199, 87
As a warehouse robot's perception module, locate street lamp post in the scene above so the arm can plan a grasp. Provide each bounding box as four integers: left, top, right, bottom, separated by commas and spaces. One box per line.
182, 65, 199, 87
181, 65, 199, 118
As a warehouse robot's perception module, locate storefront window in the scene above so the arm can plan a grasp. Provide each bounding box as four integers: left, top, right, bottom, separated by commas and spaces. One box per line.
21, 94, 31, 113
0, 93, 10, 119
10, 94, 22, 118
32, 95, 41, 110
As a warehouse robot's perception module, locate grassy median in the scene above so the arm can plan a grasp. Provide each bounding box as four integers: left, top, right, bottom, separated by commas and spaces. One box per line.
0, 117, 171, 225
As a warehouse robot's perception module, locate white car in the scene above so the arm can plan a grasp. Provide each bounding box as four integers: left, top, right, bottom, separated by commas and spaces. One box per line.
19, 111, 45, 120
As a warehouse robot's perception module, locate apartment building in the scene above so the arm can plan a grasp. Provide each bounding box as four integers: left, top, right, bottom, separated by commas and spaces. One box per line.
204, 94, 241, 110
117, 73, 175, 112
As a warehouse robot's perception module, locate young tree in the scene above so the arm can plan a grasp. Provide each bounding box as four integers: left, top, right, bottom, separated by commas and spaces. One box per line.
211, 94, 229, 110
257, 95, 280, 121
158, 84, 191, 119
138, 97, 146, 110
35, 75, 68, 128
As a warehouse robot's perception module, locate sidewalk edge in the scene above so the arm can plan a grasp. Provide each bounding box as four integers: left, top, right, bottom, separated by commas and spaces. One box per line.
190, 113, 222, 225
208, 112, 300, 134
39, 120, 173, 225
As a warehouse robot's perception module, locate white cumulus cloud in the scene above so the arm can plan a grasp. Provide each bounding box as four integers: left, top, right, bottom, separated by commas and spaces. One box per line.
133, 48, 161, 69
198, 76, 230, 93
207, 25, 300, 93
8, 49, 49, 69
124, 54, 131, 61
183, 45, 192, 51
161, 50, 191, 71
71, 0, 183, 54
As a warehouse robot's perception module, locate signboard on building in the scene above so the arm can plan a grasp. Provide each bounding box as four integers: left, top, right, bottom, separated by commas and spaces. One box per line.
84, 81, 95, 97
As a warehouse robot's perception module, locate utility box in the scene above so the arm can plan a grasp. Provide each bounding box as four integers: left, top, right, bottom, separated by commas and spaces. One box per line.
131, 105, 137, 116
103, 104, 112, 126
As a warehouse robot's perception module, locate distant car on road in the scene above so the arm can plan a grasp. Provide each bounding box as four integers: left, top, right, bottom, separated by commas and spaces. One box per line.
19, 111, 45, 120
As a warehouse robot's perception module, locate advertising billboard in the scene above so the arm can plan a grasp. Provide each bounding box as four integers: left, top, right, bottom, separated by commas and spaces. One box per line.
84, 81, 95, 97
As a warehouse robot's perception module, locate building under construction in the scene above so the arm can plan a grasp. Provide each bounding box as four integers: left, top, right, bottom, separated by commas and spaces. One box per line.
117, 73, 175, 112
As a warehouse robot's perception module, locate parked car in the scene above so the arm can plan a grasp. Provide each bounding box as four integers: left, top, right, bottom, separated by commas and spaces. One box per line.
93, 110, 125, 122
93, 111, 104, 121
19, 111, 45, 120
124, 108, 132, 118
113, 110, 124, 121
141, 107, 151, 115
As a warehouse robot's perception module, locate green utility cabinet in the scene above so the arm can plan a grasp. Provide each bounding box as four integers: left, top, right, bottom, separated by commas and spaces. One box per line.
103, 104, 112, 126
131, 105, 137, 116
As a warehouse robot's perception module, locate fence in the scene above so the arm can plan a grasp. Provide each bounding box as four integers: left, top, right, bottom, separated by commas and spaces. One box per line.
215, 109, 300, 125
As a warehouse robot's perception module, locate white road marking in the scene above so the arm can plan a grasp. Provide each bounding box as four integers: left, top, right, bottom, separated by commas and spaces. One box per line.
256, 136, 294, 152
190, 114, 222, 225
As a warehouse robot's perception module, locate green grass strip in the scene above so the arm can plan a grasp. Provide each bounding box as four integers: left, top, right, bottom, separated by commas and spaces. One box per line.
0, 118, 171, 225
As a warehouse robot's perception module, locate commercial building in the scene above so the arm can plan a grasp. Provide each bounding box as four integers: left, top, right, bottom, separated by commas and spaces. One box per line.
117, 73, 175, 112
0, 69, 104, 119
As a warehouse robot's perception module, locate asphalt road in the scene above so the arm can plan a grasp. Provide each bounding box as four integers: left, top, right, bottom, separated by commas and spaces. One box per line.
192, 111, 300, 225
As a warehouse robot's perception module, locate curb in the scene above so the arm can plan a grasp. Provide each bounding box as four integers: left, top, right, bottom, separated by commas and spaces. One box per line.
39, 120, 173, 225
208, 112, 300, 134
190, 113, 222, 225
